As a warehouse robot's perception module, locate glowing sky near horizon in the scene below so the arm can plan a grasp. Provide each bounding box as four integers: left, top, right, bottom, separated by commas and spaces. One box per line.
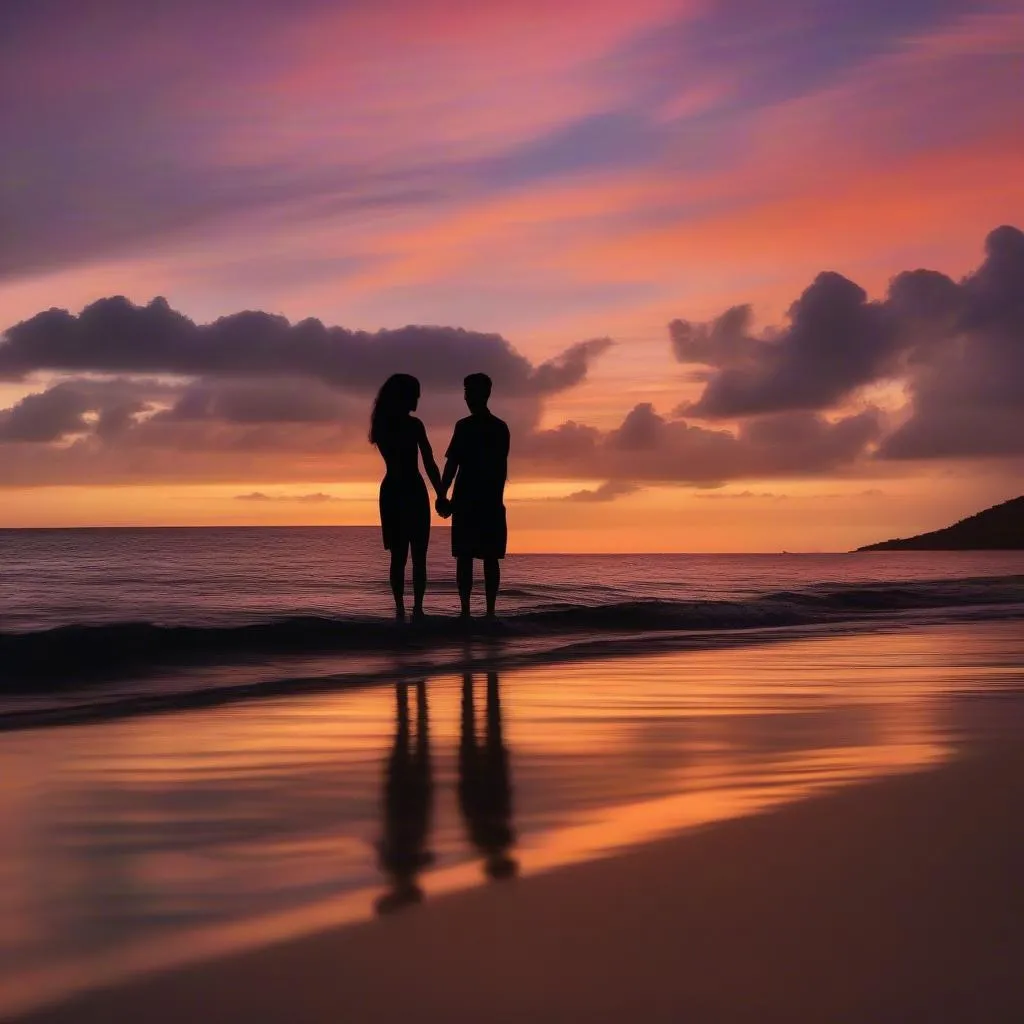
1, 0, 1022, 549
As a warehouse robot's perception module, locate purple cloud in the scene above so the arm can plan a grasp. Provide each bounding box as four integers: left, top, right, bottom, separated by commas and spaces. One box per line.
671, 225, 1024, 461
672, 273, 899, 418
526, 404, 884, 485
0, 296, 610, 399
881, 226, 1024, 458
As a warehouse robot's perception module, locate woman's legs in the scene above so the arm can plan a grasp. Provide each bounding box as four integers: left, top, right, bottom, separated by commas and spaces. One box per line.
411, 539, 428, 617
389, 541, 409, 619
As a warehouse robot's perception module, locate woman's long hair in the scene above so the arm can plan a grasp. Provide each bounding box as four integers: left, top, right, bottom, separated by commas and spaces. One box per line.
370, 374, 420, 445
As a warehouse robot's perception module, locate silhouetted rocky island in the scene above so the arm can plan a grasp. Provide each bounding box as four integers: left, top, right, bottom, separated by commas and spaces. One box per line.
857, 496, 1024, 551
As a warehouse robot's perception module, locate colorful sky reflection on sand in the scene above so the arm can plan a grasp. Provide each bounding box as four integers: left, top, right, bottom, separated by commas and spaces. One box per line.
1, 2, 1023, 547
6, 620, 1024, 1017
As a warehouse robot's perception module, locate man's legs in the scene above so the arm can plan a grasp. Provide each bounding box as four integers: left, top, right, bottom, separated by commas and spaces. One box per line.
456, 557, 500, 617
457, 555, 474, 617
484, 558, 500, 617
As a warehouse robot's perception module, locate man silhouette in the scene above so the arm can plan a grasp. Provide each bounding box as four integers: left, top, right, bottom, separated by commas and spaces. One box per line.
438, 373, 510, 618
457, 671, 517, 880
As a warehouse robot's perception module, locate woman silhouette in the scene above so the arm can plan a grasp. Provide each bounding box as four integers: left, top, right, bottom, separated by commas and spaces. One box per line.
370, 374, 444, 620
376, 680, 433, 914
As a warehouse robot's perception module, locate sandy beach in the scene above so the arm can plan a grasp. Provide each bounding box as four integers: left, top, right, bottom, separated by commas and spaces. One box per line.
6, 618, 1022, 1024
2, 619, 1022, 1022
19, 738, 1024, 1023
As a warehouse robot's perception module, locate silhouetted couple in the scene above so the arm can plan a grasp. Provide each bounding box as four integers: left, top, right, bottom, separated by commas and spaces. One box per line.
370, 372, 510, 621
375, 672, 516, 914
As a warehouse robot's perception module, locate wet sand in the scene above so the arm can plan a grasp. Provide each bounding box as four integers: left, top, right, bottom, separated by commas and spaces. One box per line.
22, 742, 1024, 1024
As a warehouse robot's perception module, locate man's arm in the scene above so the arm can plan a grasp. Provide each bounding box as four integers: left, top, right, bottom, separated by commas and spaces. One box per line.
499, 420, 510, 483
439, 456, 458, 497
436, 458, 457, 517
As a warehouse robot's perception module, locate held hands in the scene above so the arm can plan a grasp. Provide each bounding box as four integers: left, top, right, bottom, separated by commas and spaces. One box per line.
435, 495, 453, 519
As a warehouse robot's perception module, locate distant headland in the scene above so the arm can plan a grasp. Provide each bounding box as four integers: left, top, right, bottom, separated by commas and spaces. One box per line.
857, 496, 1024, 551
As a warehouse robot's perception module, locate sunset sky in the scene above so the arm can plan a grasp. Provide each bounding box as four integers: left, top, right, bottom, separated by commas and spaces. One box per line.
1, 0, 1022, 550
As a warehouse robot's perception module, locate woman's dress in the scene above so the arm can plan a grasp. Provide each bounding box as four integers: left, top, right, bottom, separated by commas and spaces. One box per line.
377, 419, 430, 551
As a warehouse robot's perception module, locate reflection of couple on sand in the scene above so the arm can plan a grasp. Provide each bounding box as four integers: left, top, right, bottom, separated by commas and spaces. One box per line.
370, 373, 510, 621
375, 680, 433, 915
375, 672, 516, 914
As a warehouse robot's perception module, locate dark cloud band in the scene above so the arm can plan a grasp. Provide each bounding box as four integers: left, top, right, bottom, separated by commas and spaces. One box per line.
671, 225, 1024, 459
0, 296, 612, 398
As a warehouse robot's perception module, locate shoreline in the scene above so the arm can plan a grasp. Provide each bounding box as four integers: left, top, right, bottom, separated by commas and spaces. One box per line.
20, 741, 1024, 1023
4, 602, 1024, 732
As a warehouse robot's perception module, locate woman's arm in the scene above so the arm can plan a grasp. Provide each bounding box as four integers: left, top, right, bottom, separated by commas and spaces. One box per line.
416, 419, 443, 495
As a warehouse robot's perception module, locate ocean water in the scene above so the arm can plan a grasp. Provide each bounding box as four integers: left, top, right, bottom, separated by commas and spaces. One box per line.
2, 529, 1024, 1015
4, 526, 1024, 633
2, 527, 1024, 726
